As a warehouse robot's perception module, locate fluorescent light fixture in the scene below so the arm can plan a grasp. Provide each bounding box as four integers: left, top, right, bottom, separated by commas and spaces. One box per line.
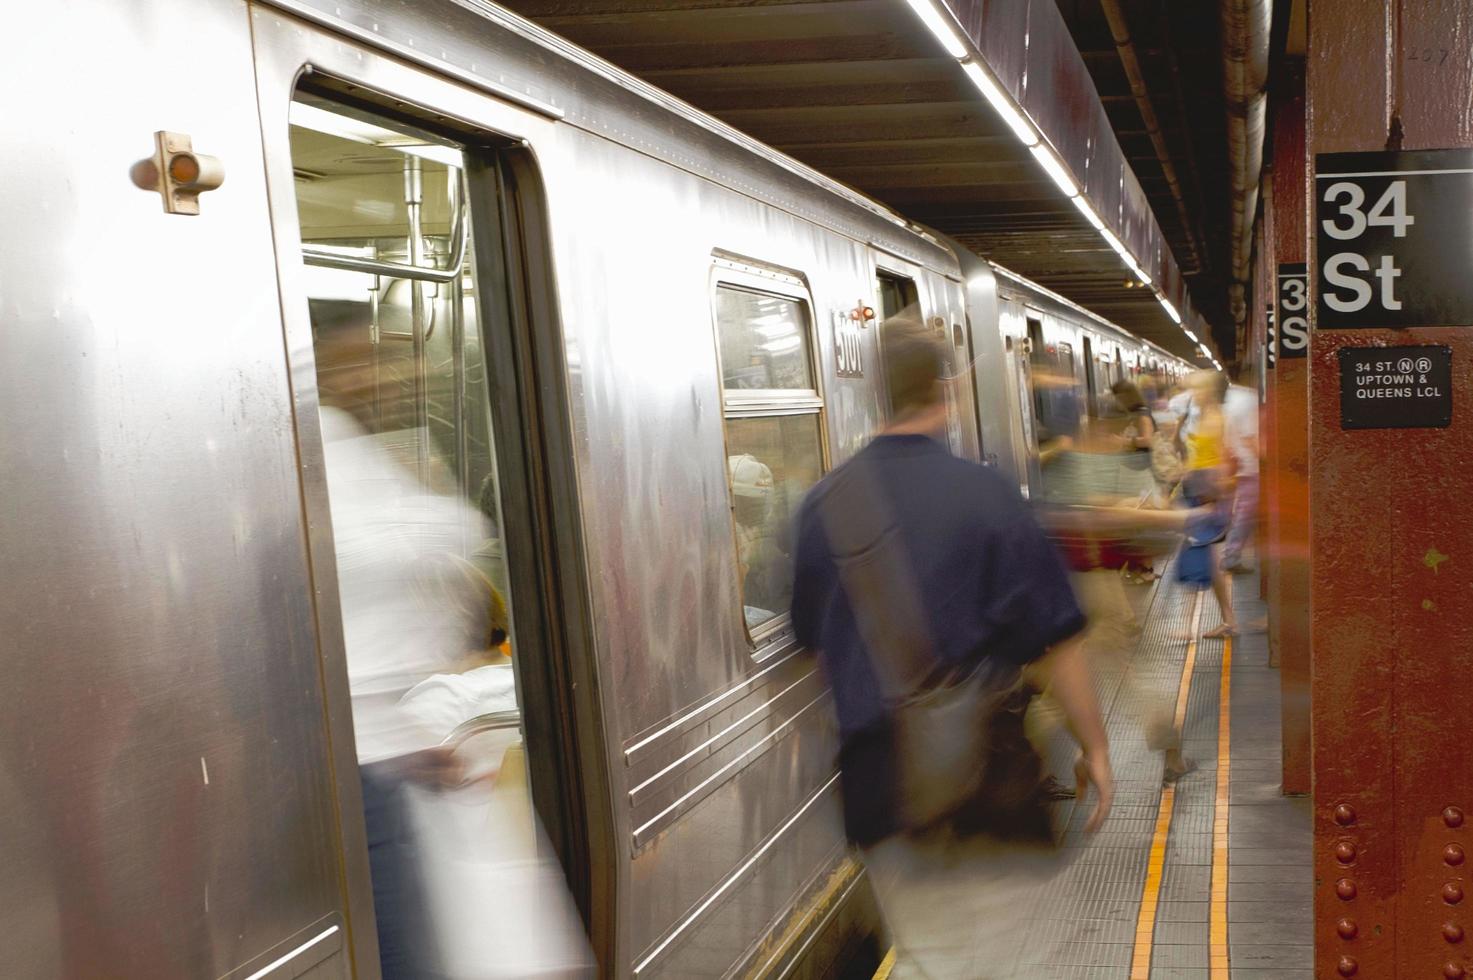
1157, 295, 1182, 324
961, 61, 1039, 145
1183, 328, 1199, 343
904, 0, 970, 59
1103, 230, 1154, 289
1071, 194, 1106, 230
291, 102, 464, 168
1198, 344, 1212, 358
1029, 144, 1078, 197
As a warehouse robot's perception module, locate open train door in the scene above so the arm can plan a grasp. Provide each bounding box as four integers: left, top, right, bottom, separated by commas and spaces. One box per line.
251, 10, 610, 978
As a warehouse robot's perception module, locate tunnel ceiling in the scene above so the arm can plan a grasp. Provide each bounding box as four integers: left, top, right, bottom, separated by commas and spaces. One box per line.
498, 0, 1235, 363
1052, 0, 1234, 356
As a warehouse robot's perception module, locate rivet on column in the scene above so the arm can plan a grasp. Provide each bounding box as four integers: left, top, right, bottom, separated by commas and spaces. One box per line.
1336, 878, 1358, 901
1335, 804, 1357, 826
1336, 917, 1358, 940
1447, 807, 1466, 829
1446, 883, 1465, 906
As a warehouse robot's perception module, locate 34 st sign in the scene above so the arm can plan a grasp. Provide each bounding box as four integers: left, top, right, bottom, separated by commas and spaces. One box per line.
1315, 148, 1473, 329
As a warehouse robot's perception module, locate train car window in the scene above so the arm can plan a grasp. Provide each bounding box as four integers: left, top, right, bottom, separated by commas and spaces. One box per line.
716, 288, 816, 392
287, 98, 556, 969
712, 278, 825, 644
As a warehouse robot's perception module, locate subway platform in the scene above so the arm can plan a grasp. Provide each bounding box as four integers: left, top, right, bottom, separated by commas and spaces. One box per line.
871, 570, 1311, 979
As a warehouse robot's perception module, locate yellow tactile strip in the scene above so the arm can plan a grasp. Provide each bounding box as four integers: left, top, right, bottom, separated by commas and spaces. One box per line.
1129, 591, 1203, 979
1210, 635, 1233, 980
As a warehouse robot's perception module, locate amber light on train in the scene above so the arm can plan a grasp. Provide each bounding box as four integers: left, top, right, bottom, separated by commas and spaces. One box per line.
168, 153, 201, 184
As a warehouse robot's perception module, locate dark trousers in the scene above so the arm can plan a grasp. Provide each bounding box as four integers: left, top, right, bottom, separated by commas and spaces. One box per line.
360, 763, 435, 980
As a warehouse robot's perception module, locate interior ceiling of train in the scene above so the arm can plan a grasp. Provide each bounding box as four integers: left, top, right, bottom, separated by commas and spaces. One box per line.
499, 0, 1257, 363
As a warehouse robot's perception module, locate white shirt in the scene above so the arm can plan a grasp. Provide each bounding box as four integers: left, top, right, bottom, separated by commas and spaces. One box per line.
320, 407, 486, 764
1167, 390, 1199, 437
1223, 385, 1259, 476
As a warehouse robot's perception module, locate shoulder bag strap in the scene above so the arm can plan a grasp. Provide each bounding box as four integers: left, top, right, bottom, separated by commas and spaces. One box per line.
814, 454, 938, 699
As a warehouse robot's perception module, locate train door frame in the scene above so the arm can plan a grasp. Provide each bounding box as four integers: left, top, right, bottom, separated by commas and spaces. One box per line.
1082, 334, 1098, 418
871, 263, 920, 421
248, 13, 614, 975
1003, 332, 1041, 496
1010, 310, 1048, 495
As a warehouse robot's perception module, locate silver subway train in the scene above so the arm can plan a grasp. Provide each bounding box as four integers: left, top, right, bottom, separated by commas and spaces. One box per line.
0, 1, 1191, 978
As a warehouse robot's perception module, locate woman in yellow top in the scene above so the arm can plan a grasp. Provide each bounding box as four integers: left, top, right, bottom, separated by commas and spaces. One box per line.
1179, 370, 1239, 639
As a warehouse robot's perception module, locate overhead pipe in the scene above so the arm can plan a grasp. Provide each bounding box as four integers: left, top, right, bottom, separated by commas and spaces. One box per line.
1221, 0, 1272, 326
1159, 9, 1212, 275
1099, 0, 1202, 273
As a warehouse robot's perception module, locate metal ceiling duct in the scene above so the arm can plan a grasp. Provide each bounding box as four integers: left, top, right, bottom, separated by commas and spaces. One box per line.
1222, 0, 1272, 324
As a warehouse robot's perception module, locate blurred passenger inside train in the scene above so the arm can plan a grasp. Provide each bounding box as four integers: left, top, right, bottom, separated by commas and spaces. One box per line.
314, 307, 592, 979
790, 311, 1113, 978
729, 452, 789, 626
400, 552, 513, 733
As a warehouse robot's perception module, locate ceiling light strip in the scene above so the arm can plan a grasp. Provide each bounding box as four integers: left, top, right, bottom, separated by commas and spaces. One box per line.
904, 0, 970, 58
1029, 144, 1078, 197
961, 61, 1039, 145
905, 0, 1194, 346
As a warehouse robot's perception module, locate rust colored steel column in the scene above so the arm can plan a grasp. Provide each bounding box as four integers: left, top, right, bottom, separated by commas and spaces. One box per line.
1308, 2, 1473, 978
1270, 69, 1310, 797
1250, 196, 1270, 607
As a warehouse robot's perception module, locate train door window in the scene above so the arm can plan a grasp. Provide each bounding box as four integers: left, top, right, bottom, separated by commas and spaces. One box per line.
287, 96, 576, 971
876, 270, 918, 323
712, 267, 825, 644
874, 271, 921, 418
1026, 317, 1046, 368
1024, 316, 1047, 446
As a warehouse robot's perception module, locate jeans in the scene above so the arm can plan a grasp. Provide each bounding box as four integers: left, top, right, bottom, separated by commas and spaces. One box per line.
360, 763, 435, 980
1223, 473, 1259, 567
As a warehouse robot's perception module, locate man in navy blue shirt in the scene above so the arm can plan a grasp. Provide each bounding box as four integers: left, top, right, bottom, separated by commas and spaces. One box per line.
790, 318, 1113, 848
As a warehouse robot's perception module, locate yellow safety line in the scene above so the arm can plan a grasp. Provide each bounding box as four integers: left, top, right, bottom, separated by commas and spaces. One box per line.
1210, 636, 1233, 980
1129, 592, 1203, 980
872, 946, 896, 979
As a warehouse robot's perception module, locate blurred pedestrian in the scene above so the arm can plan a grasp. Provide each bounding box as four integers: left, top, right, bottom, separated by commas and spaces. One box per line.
1221, 375, 1260, 573
1175, 370, 1239, 639
790, 312, 1113, 978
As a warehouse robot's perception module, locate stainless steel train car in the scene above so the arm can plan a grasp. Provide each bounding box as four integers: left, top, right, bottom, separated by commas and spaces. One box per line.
976, 262, 1190, 499
0, 2, 1192, 978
